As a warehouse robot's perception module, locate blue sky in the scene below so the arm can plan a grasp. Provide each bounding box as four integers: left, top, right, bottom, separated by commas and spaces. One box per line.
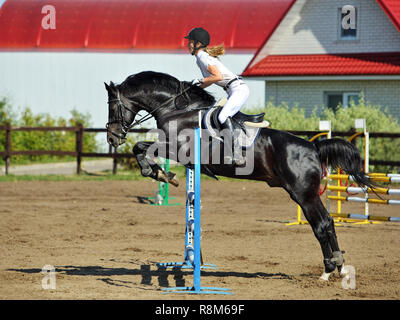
0, 0, 6, 9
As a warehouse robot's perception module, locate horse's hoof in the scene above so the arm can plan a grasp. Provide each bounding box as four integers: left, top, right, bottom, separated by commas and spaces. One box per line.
157, 170, 169, 183
167, 172, 179, 187
319, 272, 331, 281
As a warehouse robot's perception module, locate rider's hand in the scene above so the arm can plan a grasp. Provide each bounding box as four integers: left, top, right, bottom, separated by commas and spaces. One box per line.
191, 79, 203, 86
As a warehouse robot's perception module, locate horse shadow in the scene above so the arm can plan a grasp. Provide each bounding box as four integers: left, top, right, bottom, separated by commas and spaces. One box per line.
8, 262, 293, 289
135, 196, 155, 205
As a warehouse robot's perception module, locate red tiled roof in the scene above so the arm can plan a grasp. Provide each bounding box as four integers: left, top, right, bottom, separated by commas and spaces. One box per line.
242, 0, 400, 76
0, 0, 294, 51
242, 52, 400, 77
377, 0, 400, 32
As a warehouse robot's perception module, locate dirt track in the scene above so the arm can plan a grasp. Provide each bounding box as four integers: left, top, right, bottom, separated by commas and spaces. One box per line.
0, 179, 399, 300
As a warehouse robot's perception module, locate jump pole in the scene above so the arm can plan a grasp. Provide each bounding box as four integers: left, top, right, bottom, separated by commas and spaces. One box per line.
327, 119, 400, 224
160, 116, 233, 295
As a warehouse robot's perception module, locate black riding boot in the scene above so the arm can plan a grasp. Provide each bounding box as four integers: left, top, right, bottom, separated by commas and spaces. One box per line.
220, 117, 245, 166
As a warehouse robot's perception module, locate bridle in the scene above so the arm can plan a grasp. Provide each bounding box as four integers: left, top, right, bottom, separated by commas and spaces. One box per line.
106, 84, 192, 140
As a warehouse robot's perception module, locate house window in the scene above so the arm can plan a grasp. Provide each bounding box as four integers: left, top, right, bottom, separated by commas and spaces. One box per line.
325, 92, 360, 112
339, 6, 357, 40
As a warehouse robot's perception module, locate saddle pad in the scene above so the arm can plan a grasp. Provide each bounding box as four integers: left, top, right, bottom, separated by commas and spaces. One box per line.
202, 107, 261, 149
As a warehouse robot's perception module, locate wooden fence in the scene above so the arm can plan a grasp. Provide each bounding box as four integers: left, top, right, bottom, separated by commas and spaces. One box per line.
0, 125, 399, 175
0, 124, 148, 175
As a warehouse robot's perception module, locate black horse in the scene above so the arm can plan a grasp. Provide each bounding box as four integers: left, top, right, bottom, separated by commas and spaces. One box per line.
105, 71, 375, 280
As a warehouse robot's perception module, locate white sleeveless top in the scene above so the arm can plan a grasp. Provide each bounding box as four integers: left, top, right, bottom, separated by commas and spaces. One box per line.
196, 50, 238, 88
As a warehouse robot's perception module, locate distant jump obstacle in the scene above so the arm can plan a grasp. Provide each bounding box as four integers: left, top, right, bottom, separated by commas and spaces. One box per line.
157, 125, 233, 295
328, 173, 400, 223
327, 119, 400, 224
147, 157, 180, 206
287, 119, 400, 226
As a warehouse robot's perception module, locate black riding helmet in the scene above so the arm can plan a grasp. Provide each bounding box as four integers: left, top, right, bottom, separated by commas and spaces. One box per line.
184, 27, 210, 55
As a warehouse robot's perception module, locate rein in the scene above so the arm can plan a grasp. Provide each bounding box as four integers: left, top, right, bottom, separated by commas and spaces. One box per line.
106, 84, 192, 139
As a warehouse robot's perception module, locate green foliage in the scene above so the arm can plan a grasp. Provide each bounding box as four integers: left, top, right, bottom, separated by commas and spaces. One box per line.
116, 135, 140, 170
258, 101, 321, 131
319, 95, 400, 132
245, 97, 400, 172
0, 97, 13, 152
320, 96, 400, 172
0, 97, 99, 164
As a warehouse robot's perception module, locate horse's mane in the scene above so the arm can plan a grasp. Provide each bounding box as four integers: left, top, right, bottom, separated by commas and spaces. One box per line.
121, 71, 216, 105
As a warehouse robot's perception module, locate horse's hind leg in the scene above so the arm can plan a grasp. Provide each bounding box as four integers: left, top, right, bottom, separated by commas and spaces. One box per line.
324, 206, 346, 276
314, 199, 346, 279
288, 189, 344, 280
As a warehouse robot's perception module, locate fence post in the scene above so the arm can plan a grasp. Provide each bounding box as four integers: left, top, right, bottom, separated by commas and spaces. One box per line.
113, 147, 118, 174
5, 123, 11, 175
76, 124, 83, 174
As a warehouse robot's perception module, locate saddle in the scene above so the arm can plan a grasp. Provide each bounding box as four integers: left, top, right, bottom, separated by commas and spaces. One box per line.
209, 97, 270, 131
202, 98, 269, 149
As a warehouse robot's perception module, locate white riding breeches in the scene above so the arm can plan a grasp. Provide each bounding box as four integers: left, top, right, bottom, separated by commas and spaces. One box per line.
218, 80, 249, 124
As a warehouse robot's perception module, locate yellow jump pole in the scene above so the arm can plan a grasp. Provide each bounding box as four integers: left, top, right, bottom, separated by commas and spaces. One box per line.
352, 120, 380, 224
329, 174, 400, 183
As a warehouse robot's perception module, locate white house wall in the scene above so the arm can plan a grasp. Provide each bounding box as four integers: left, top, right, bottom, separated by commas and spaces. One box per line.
266, 79, 400, 118
268, 0, 400, 56
0, 51, 265, 132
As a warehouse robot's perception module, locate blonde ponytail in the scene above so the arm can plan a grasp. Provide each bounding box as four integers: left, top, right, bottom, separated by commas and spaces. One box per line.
204, 44, 225, 58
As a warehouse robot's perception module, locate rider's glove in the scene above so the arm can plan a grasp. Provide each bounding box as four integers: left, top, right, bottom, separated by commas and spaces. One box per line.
191, 79, 203, 86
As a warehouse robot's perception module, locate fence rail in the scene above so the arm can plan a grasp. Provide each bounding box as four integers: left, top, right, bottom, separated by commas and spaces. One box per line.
0, 125, 139, 175
1, 125, 400, 175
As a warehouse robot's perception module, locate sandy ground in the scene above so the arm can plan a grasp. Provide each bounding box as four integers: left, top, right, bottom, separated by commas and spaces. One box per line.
0, 179, 399, 300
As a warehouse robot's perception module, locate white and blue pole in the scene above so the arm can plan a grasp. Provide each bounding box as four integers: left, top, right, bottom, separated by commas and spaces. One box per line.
161, 118, 233, 294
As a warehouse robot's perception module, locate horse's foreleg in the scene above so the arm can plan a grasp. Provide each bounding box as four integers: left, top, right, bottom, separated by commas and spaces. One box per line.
132, 141, 179, 187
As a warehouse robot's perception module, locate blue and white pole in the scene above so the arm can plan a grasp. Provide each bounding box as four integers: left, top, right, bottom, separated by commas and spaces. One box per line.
161, 113, 233, 295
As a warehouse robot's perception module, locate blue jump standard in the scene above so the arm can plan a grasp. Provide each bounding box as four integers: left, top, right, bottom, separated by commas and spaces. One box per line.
158, 127, 233, 295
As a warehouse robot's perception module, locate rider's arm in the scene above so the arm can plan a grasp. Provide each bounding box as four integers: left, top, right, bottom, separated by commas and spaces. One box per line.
200, 64, 223, 88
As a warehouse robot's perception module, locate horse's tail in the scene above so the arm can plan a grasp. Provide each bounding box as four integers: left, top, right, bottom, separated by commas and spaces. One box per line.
314, 138, 377, 190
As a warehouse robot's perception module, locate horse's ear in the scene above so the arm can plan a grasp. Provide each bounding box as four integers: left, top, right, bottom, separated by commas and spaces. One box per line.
104, 82, 111, 92
110, 81, 116, 88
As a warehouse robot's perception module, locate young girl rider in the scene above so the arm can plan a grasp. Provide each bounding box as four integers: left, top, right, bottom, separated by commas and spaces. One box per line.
184, 27, 249, 166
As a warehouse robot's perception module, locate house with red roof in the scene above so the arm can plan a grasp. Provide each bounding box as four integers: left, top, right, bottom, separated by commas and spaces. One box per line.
242, 0, 400, 118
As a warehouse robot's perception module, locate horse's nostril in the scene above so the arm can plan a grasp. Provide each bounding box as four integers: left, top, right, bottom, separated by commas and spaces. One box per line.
108, 137, 114, 144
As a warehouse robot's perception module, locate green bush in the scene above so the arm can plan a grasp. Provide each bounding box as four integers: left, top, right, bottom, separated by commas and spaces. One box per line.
116, 130, 153, 170
0, 97, 99, 164
259, 101, 321, 131
116, 135, 141, 170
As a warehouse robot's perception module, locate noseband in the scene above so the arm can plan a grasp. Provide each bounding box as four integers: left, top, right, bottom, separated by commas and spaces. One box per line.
106, 90, 137, 140
106, 84, 192, 140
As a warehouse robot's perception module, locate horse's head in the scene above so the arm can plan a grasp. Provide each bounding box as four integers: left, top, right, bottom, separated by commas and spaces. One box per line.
105, 81, 140, 147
